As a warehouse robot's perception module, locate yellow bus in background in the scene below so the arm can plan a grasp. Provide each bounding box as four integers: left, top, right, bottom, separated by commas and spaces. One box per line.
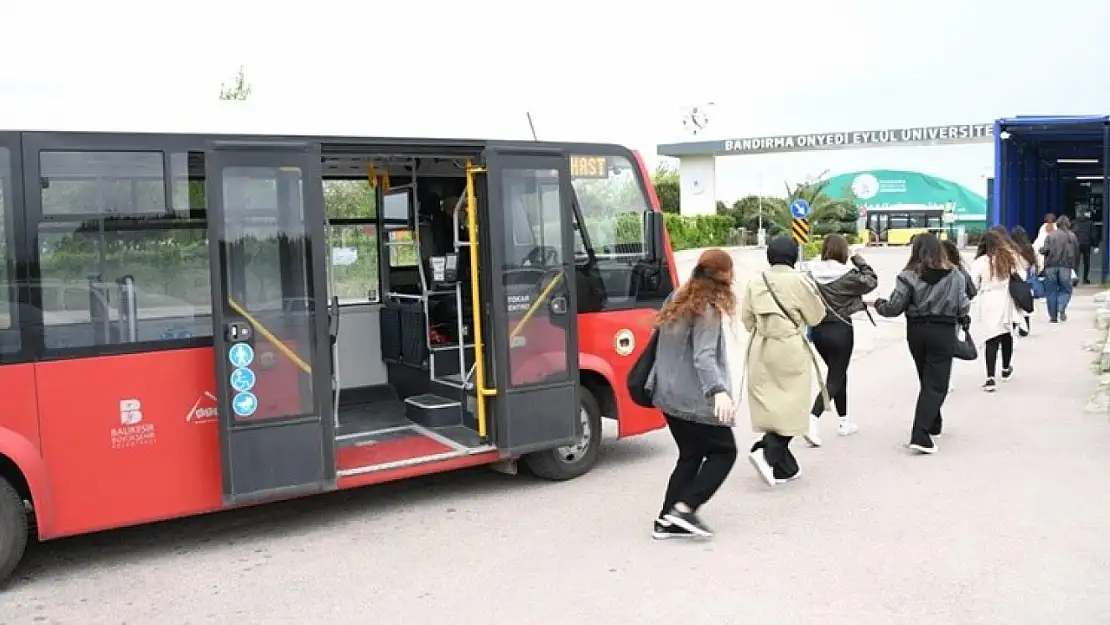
861, 204, 947, 245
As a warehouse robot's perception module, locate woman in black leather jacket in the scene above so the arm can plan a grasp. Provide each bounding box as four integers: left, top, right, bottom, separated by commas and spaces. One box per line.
872, 233, 971, 454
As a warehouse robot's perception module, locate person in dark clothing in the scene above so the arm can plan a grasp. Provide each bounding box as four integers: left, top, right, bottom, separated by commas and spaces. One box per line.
803, 234, 878, 445
871, 233, 971, 454
941, 239, 978, 392
1073, 210, 1096, 284
943, 239, 978, 301
647, 249, 738, 539
1040, 215, 1080, 322
1009, 226, 1039, 336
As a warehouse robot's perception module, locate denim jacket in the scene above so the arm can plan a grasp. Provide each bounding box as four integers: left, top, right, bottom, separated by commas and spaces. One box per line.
646, 304, 731, 426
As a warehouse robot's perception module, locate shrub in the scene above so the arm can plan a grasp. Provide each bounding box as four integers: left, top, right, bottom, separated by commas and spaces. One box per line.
663, 214, 734, 251
801, 238, 823, 261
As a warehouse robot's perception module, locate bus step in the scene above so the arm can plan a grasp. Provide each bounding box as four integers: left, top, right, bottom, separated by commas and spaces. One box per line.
405, 394, 462, 428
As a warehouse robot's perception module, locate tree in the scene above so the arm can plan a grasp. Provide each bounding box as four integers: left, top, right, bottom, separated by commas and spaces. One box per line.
761, 180, 859, 238
652, 162, 680, 214
719, 195, 781, 234
219, 66, 252, 101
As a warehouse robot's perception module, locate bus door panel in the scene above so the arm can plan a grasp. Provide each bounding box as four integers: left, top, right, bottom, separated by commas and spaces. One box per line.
206, 142, 335, 505
482, 147, 581, 455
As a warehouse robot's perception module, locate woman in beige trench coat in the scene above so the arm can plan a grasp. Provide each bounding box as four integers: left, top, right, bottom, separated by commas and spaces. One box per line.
741, 236, 827, 486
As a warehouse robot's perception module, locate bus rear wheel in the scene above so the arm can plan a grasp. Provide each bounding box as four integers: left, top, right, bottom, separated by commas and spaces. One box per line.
0, 476, 28, 587
523, 387, 602, 481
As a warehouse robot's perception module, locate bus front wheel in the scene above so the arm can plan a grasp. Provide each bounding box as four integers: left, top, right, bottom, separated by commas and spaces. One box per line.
0, 476, 28, 587
523, 387, 603, 481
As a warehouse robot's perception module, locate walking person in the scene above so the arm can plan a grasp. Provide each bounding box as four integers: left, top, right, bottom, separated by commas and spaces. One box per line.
969, 230, 1023, 392
1009, 225, 1040, 336
1073, 209, 1096, 284
1040, 215, 1080, 323
648, 249, 738, 539
742, 236, 826, 485
975, 225, 1010, 258
942, 239, 978, 392
803, 234, 878, 446
1033, 213, 1056, 252
872, 233, 971, 454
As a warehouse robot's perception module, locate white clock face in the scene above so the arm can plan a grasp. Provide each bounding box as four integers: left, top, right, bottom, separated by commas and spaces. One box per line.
690, 179, 705, 195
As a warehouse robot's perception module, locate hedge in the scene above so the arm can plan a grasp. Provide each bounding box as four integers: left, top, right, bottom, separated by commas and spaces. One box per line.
663, 214, 735, 251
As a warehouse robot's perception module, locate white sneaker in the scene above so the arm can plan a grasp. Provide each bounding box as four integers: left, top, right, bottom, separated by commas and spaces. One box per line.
837, 419, 859, 436
804, 416, 823, 447
747, 449, 777, 487
775, 468, 802, 485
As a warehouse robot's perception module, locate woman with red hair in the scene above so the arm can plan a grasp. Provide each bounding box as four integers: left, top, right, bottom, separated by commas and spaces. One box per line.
648, 248, 739, 539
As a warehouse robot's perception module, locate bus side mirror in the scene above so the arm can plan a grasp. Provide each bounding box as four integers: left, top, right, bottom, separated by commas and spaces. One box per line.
644, 211, 666, 262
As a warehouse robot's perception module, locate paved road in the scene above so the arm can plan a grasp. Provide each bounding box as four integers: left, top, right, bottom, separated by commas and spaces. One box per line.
4, 248, 1110, 624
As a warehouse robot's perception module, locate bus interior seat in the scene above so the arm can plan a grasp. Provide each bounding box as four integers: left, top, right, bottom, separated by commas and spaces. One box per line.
335, 305, 389, 390
380, 297, 427, 368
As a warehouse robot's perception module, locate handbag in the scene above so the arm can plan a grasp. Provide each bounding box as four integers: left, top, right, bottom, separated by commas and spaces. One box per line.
1027, 267, 1045, 299
760, 272, 833, 412
626, 328, 660, 408
1008, 273, 1034, 313
954, 324, 978, 360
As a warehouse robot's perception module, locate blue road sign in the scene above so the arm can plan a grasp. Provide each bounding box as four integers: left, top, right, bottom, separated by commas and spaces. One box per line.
228, 343, 255, 369
232, 391, 258, 418
790, 198, 811, 219
229, 367, 256, 393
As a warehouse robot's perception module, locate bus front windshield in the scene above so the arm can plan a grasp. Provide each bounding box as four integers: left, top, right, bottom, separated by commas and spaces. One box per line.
569, 155, 648, 260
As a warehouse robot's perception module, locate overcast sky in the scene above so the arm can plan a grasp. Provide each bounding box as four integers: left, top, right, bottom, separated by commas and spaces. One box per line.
3, 0, 1109, 197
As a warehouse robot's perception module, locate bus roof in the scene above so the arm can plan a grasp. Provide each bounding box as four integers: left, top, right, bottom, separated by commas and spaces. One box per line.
0, 97, 579, 144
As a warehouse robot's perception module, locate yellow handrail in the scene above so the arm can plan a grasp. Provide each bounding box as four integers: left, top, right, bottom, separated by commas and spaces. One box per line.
227, 298, 312, 374
509, 273, 562, 340
465, 162, 496, 443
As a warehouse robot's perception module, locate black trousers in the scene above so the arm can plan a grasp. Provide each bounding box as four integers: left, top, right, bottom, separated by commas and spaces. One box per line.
751, 433, 798, 480
984, 332, 1013, 378
810, 321, 854, 417
660, 414, 737, 516
1080, 244, 1092, 282
905, 321, 956, 445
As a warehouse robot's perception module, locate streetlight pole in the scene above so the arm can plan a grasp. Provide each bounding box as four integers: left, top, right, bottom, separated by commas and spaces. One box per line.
757, 173, 766, 247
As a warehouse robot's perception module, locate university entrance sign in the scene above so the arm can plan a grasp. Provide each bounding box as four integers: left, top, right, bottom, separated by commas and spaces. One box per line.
658, 123, 994, 157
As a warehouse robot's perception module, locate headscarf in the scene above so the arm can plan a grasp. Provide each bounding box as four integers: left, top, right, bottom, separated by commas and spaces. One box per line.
766, 235, 799, 267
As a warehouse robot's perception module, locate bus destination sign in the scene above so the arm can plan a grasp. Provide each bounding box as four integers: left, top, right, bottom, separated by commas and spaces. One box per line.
570, 155, 609, 179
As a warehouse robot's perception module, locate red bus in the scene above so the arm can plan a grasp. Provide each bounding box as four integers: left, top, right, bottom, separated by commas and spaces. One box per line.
0, 124, 677, 583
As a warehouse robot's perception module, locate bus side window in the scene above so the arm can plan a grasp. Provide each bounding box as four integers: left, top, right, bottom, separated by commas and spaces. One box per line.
36, 150, 212, 351
0, 147, 17, 357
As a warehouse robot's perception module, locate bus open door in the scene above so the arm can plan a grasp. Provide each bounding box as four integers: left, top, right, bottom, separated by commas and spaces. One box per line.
206, 142, 336, 505
477, 146, 583, 463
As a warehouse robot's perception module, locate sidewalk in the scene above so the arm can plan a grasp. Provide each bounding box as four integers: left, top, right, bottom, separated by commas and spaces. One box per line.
727, 290, 1110, 623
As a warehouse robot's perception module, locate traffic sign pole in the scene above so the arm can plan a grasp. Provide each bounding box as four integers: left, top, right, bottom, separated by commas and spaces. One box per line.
789, 198, 811, 246
791, 218, 810, 244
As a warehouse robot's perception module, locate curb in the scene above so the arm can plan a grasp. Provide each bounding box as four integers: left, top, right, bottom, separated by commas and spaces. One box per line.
1097, 291, 1110, 372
